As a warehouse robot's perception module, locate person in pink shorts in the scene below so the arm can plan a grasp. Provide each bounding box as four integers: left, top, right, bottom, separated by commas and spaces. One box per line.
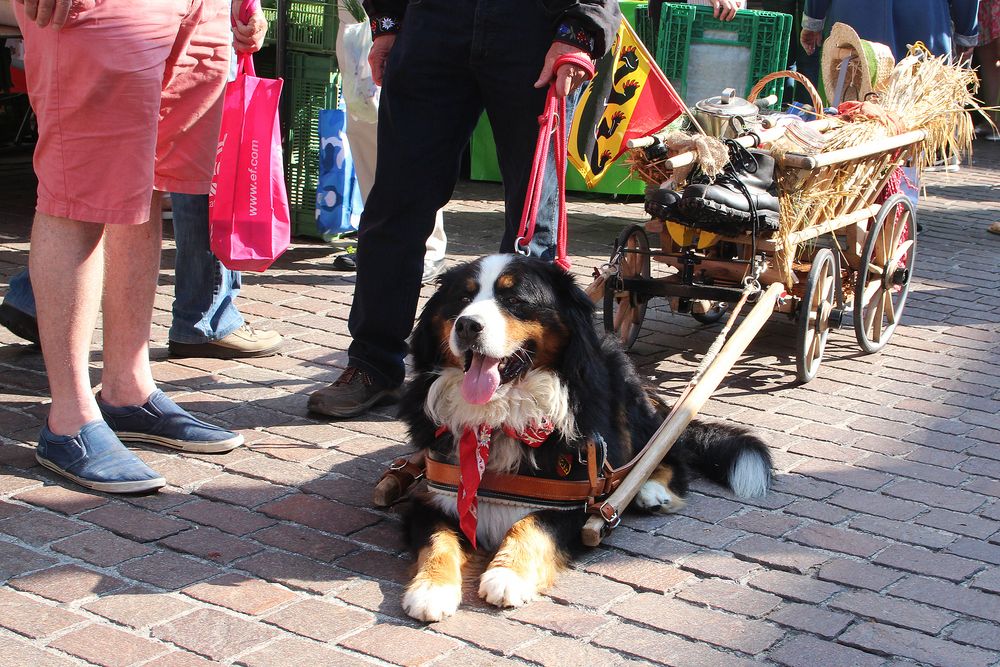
15, 0, 265, 493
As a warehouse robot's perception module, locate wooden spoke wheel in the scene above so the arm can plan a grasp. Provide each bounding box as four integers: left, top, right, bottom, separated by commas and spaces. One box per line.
854, 193, 916, 353
796, 248, 838, 383
604, 225, 650, 350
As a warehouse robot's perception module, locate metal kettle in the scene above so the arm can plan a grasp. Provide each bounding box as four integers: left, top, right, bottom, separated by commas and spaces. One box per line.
691, 88, 763, 139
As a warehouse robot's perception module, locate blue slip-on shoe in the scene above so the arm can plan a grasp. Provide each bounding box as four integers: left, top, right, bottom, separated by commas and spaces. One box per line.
36, 420, 166, 493
98, 390, 244, 454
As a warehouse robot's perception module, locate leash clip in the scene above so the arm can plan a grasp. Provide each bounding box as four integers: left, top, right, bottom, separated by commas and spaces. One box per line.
514, 238, 530, 256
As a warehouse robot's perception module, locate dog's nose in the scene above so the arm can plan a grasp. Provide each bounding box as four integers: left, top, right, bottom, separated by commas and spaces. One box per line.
453, 316, 484, 346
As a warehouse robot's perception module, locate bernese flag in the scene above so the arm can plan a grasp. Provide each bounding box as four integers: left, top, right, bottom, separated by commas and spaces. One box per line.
568, 19, 685, 188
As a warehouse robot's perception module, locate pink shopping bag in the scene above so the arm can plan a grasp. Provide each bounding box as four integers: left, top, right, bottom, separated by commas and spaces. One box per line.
209, 3, 289, 272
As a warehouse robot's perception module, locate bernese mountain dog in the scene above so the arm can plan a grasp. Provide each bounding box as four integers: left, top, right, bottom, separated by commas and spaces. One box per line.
397, 253, 772, 622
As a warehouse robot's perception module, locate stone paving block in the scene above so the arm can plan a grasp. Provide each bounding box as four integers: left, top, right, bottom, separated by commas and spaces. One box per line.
151, 608, 280, 662
160, 525, 262, 564
676, 578, 782, 617
263, 598, 374, 642
840, 621, 995, 667
9, 564, 124, 603
889, 575, 1000, 623
118, 552, 220, 590
508, 599, 612, 638
0, 634, 77, 667
182, 574, 298, 615
582, 550, 693, 593
193, 473, 291, 508
787, 523, 889, 558
168, 499, 276, 536
430, 609, 538, 653
747, 569, 841, 604
258, 493, 380, 536
592, 620, 758, 667
767, 602, 852, 638
882, 479, 988, 512
48, 624, 166, 667
969, 566, 1000, 593
915, 508, 1000, 539
0, 587, 87, 638
872, 543, 983, 582
828, 589, 954, 634
848, 515, 957, 550
142, 651, 217, 667
769, 634, 883, 667
51, 528, 156, 567
610, 593, 783, 654
945, 536, 1000, 565
727, 535, 830, 574
336, 549, 412, 586
338, 623, 460, 667
236, 550, 351, 595
817, 558, 905, 592
828, 488, 925, 521
334, 579, 409, 619
948, 619, 1000, 652
80, 504, 189, 542
545, 569, 635, 608
513, 635, 622, 667
14, 484, 108, 514
83, 587, 195, 629
783, 499, 855, 524
250, 522, 356, 561
236, 637, 373, 667
720, 509, 802, 537
0, 509, 84, 546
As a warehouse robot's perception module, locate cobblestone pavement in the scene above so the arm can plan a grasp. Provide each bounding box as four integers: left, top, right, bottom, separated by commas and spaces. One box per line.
0, 141, 998, 667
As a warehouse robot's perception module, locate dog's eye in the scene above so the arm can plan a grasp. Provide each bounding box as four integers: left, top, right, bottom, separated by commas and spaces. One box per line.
503, 295, 523, 307
459, 295, 473, 304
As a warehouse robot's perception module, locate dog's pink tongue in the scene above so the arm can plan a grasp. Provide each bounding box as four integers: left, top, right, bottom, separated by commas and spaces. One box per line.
462, 353, 502, 405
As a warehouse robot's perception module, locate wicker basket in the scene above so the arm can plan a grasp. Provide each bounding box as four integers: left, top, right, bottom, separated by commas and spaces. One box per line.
749, 70, 825, 118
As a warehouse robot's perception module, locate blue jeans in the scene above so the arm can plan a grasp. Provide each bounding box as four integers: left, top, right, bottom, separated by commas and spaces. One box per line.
347, 0, 580, 388
2, 193, 242, 343
168, 193, 243, 344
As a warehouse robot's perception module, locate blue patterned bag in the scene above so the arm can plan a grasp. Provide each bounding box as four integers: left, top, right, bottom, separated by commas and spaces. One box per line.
316, 105, 363, 238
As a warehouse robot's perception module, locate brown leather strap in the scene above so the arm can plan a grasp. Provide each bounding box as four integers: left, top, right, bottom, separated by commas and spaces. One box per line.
379, 457, 425, 492
425, 451, 631, 504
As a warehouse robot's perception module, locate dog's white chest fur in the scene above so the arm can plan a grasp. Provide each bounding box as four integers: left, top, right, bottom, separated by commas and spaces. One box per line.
423, 367, 578, 549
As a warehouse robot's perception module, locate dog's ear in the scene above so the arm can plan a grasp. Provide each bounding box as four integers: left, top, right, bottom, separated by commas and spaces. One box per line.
549, 266, 611, 436
408, 268, 456, 373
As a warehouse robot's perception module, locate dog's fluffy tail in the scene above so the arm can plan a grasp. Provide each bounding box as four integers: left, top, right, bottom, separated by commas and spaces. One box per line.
674, 420, 772, 498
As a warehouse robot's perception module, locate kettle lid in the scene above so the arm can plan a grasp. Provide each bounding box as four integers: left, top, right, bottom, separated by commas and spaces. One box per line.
694, 87, 759, 116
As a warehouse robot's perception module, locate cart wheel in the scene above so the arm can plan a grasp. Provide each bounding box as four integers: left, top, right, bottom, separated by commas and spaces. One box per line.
796, 248, 837, 383
604, 225, 650, 350
692, 301, 730, 325
854, 193, 917, 353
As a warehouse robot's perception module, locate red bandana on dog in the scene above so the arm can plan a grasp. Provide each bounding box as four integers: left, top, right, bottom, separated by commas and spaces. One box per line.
438, 419, 554, 548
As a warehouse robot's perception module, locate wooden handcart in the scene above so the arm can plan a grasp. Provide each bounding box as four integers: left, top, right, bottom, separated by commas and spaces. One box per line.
603, 122, 922, 383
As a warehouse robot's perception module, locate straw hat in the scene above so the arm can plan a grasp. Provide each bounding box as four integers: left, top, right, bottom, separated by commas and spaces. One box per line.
821, 23, 895, 104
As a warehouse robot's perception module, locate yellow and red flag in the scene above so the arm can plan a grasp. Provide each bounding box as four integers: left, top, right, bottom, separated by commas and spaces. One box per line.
568, 19, 685, 188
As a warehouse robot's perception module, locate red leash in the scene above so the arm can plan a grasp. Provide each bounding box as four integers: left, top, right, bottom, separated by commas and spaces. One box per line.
515, 53, 595, 271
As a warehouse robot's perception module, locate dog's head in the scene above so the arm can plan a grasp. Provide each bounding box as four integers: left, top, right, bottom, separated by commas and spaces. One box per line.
410, 254, 601, 406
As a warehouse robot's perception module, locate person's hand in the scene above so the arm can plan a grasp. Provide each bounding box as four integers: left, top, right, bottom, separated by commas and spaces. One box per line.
232, 1, 268, 53
710, 0, 740, 21
15, 0, 72, 29
534, 42, 593, 98
369, 35, 397, 87
801, 28, 822, 56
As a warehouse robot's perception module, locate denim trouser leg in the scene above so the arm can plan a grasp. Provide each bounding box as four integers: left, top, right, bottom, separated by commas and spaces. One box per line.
168, 193, 244, 344
346, 0, 565, 387
3, 270, 37, 317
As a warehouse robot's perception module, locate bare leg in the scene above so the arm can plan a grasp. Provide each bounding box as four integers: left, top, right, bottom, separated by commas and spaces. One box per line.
99, 192, 162, 407
479, 514, 568, 608
402, 525, 466, 622
29, 213, 105, 435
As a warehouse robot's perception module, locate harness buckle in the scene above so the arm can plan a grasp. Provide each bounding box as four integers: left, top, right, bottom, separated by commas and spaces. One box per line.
597, 501, 621, 528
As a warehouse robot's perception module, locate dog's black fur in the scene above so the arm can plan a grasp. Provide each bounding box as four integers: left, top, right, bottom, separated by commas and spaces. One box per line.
395, 254, 772, 621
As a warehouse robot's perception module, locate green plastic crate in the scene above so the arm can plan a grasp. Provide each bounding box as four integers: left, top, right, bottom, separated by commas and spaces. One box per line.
283, 51, 340, 238
655, 5, 791, 108
262, 0, 338, 54
634, 4, 656, 54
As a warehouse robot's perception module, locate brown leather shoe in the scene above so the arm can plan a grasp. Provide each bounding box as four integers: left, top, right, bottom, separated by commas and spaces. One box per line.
169, 323, 282, 359
308, 366, 401, 418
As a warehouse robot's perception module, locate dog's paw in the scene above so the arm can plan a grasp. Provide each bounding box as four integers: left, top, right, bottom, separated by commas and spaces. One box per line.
635, 480, 686, 514
478, 567, 537, 608
402, 580, 461, 622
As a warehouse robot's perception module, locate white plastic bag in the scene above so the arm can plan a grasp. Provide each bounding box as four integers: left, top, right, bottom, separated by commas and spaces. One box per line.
336, 19, 380, 124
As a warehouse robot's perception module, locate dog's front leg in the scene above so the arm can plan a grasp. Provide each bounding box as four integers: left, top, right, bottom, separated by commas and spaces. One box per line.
479, 514, 569, 608
403, 525, 467, 622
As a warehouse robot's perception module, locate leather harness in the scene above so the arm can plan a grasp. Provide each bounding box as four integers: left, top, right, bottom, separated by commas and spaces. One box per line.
382, 437, 652, 529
